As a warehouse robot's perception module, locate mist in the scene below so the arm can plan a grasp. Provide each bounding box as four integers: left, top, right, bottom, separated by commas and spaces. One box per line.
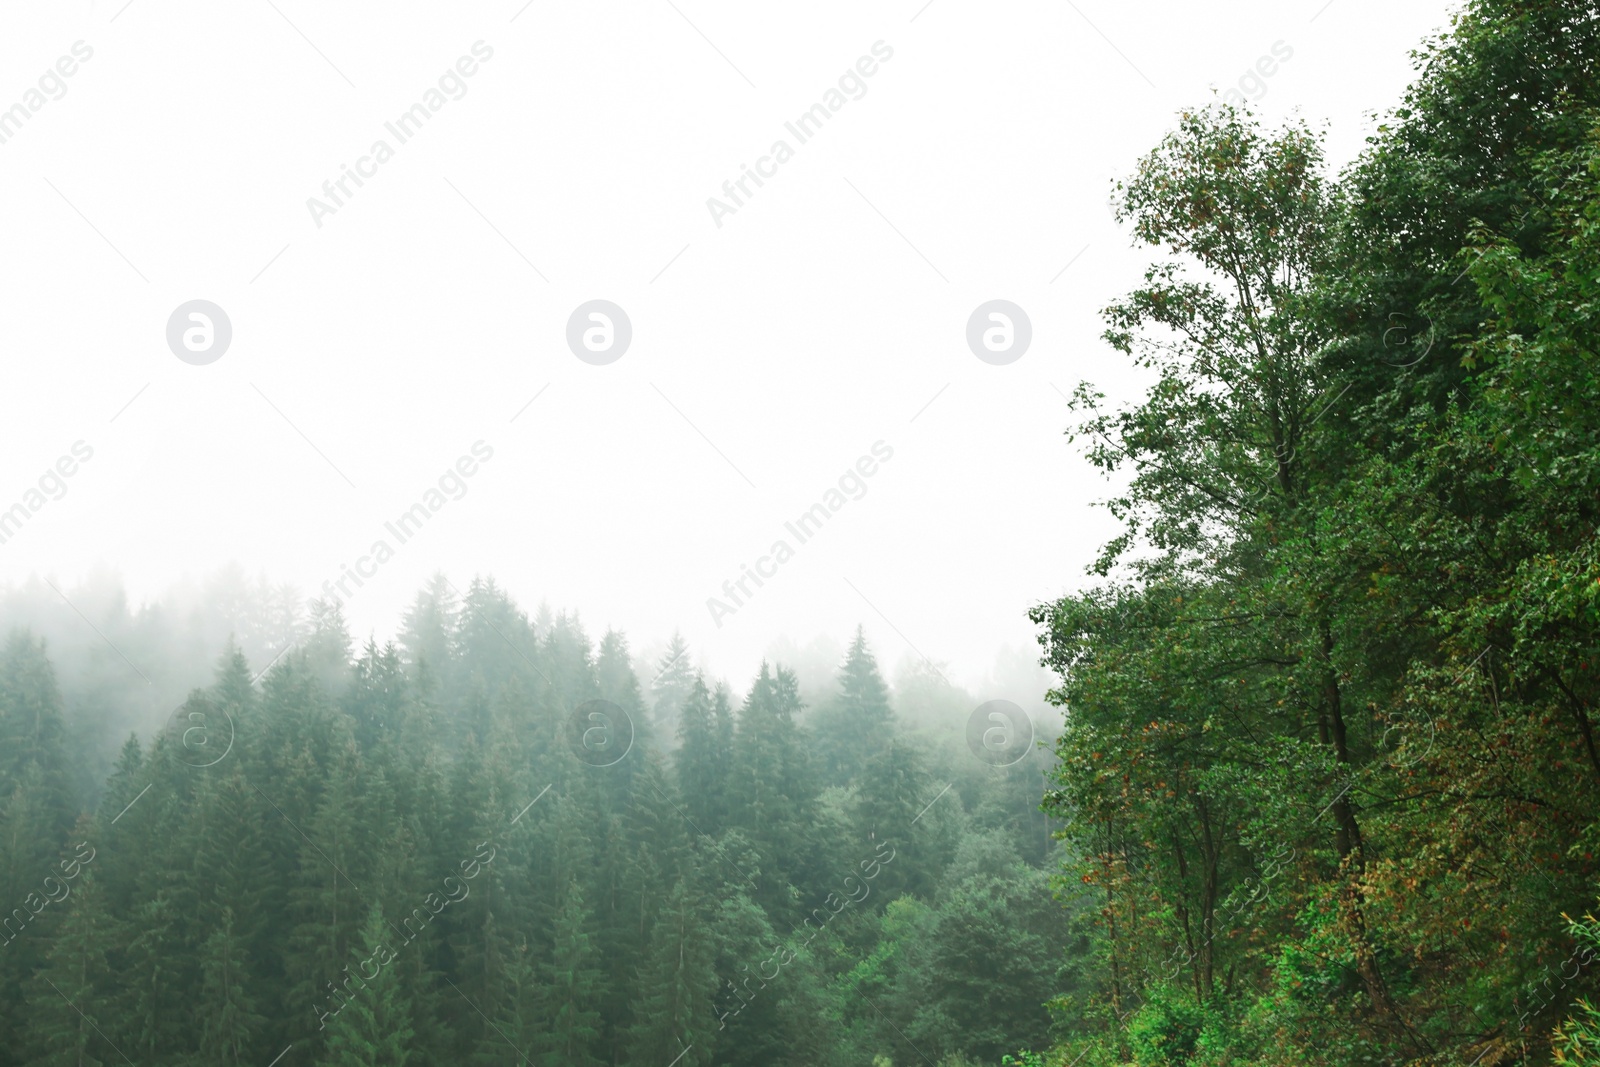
9, 2, 1580, 1066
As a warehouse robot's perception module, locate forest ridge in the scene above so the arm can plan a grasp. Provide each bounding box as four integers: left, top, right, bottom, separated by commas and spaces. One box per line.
0, 579, 1061, 1067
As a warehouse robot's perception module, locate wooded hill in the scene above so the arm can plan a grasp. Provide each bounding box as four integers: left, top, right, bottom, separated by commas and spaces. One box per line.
1030, 0, 1600, 1062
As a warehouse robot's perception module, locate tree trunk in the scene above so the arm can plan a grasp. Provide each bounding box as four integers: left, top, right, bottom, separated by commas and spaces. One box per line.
1318, 617, 1397, 1018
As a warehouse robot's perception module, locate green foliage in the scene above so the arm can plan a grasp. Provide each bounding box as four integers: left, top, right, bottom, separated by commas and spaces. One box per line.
1000, 1051, 1045, 1067
812, 627, 897, 786
0, 583, 1063, 1067
197, 907, 265, 1066
1555, 902, 1600, 1064
1032, 2, 1600, 1064
317, 903, 414, 1067
539, 880, 605, 1067
1123, 985, 1208, 1067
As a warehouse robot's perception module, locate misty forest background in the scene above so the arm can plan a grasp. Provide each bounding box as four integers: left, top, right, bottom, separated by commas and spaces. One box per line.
6, 0, 1600, 1064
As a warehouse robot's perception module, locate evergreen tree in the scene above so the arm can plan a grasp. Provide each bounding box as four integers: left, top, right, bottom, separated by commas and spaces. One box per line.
811, 627, 895, 786
399, 574, 459, 687
22, 873, 121, 1067
118, 890, 189, 1065
851, 739, 933, 902
471, 936, 541, 1067
650, 633, 695, 746
197, 907, 266, 1066
316, 903, 414, 1067
344, 641, 408, 754
596, 629, 649, 754
710, 684, 735, 775
675, 675, 725, 834
304, 600, 354, 698
539, 881, 605, 1067
0, 632, 75, 854
285, 756, 367, 1032
626, 881, 717, 1067
728, 664, 820, 924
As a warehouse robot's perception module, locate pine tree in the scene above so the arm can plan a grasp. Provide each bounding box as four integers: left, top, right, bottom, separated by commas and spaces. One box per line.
399, 574, 459, 686
851, 739, 934, 901
316, 903, 414, 1067
674, 675, 725, 834
711, 684, 735, 781
728, 664, 821, 923
0, 631, 75, 856
91, 736, 144, 912
626, 880, 717, 1067
650, 633, 695, 745
344, 641, 409, 754
285, 757, 367, 1030
192, 767, 276, 946
811, 627, 895, 786
459, 579, 545, 704
539, 881, 605, 1067
304, 599, 355, 698
197, 907, 266, 1066
471, 936, 541, 1067
118, 890, 189, 1064
596, 629, 650, 755
209, 638, 259, 725
21, 873, 122, 1067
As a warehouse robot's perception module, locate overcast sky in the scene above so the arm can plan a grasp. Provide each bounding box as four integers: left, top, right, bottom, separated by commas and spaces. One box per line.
0, 0, 1459, 692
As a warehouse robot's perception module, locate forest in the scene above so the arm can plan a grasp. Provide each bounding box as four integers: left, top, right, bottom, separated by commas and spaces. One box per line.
1029, 0, 1600, 1062
3, 0, 1600, 1064
0, 573, 1061, 1067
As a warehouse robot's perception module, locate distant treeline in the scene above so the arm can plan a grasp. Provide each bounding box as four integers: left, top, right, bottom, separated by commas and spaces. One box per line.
0, 576, 1065, 1067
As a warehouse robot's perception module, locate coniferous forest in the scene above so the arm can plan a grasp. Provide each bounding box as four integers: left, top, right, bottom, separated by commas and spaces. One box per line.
0, 566, 1065, 1067
0, 574, 1063, 1067
5, 1, 1600, 1064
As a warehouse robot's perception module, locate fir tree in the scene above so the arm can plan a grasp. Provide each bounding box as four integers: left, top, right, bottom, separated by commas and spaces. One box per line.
626, 880, 717, 1067
539, 881, 605, 1067
851, 739, 934, 902
649, 633, 695, 745
398, 574, 459, 685
22, 873, 122, 1067
197, 907, 266, 1066
595, 629, 650, 755
316, 903, 414, 1067
674, 675, 725, 834
811, 627, 895, 786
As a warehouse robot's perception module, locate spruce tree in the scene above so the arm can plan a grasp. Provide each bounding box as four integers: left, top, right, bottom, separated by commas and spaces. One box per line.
21, 873, 122, 1067
674, 675, 724, 834
649, 632, 695, 745
0, 631, 75, 856
811, 627, 895, 786
626, 880, 717, 1067
197, 907, 266, 1066
539, 881, 605, 1067
595, 629, 650, 754
316, 903, 414, 1067
398, 574, 459, 686
851, 739, 934, 902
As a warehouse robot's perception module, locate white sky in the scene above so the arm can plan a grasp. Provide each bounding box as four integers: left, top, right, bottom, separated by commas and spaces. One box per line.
0, 0, 1459, 692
